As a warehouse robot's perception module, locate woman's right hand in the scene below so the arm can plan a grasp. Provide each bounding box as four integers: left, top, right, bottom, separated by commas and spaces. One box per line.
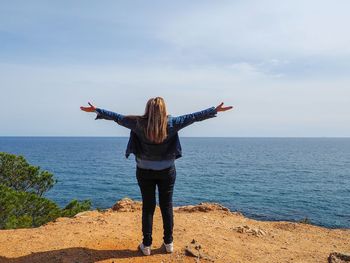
215, 102, 233, 112
80, 102, 96, 112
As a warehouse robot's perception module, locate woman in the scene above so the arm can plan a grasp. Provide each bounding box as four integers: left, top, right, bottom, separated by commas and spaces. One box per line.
80, 97, 233, 256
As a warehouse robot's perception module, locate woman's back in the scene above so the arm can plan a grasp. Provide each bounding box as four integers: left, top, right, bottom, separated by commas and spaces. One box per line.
127, 106, 218, 162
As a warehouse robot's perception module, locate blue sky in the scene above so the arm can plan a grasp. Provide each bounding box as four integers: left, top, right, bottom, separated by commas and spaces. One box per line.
0, 0, 349, 136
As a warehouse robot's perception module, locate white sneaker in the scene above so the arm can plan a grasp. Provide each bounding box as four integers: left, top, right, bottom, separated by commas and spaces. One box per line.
139, 243, 151, 256
163, 242, 174, 253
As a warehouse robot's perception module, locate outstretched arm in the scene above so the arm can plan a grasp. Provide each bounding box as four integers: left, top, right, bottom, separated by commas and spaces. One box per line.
171, 102, 233, 131
80, 102, 137, 130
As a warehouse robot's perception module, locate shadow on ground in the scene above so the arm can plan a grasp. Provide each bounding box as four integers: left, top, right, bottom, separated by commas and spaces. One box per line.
0, 245, 169, 263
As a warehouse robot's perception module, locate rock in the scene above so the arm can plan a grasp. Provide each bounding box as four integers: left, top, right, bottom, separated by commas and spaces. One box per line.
96, 217, 108, 224
112, 198, 142, 212
176, 202, 231, 213
184, 239, 215, 262
74, 211, 91, 218
232, 225, 267, 237
54, 217, 71, 222
274, 222, 298, 231
328, 252, 350, 263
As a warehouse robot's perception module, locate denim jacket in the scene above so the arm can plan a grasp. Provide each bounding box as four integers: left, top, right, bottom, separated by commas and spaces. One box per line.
95, 106, 218, 161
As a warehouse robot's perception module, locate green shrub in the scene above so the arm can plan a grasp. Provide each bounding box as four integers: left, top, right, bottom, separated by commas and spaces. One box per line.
0, 184, 61, 229
0, 152, 92, 229
0, 152, 56, 196
61, 199, 92, 217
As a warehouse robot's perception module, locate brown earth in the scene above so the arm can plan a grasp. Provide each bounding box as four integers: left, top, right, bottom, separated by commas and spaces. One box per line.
0, 198, 349, 263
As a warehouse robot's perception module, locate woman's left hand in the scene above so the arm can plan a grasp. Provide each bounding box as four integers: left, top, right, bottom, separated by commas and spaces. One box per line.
80, 102, 96, 112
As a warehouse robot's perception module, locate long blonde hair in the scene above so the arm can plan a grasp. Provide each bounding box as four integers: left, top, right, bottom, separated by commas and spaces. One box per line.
142, 97, 168, 144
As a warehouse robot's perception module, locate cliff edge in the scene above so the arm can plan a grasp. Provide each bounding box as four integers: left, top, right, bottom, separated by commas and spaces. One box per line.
0, 198, 349, 263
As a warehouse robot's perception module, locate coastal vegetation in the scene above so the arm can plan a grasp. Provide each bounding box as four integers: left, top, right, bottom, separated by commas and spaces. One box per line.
0, 152, 91, 229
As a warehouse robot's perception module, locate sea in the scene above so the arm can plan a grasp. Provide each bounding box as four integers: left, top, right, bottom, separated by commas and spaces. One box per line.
0, 137, 349, 229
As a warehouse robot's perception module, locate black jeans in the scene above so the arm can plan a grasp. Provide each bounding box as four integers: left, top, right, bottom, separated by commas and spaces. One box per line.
136, 164, 176, 246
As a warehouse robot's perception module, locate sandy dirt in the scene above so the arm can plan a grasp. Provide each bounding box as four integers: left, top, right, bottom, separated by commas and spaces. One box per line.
0, 198, 349, 263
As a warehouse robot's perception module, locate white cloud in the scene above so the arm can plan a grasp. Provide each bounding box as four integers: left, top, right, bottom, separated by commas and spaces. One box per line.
157, 0, 350, 58
1, 1, 350, 136
1, 62, 349, 136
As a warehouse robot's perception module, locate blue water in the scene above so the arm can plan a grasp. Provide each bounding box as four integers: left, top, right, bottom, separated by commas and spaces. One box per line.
0, 137, 349, 229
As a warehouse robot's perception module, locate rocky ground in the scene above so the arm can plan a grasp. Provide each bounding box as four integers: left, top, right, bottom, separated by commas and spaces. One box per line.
0, 198, 349, 263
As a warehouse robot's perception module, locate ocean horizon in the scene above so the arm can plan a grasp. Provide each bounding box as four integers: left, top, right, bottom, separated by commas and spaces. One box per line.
1, 136, 349, 229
